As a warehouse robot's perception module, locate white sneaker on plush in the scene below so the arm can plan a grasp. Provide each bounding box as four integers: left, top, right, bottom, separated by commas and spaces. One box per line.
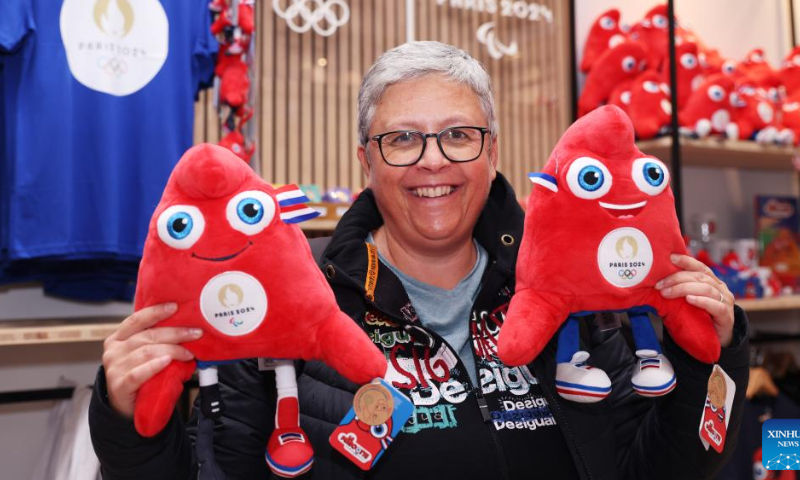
631, 349, 676, 397
555, 351, 612, 403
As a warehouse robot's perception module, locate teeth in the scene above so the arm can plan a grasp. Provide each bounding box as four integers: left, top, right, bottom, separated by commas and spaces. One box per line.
415, 186, 453, 198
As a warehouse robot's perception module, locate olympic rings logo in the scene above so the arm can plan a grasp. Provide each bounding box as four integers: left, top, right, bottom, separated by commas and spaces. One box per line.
618, 269, 637, 280
273, 0, 350, 37
97, 56, 128, 77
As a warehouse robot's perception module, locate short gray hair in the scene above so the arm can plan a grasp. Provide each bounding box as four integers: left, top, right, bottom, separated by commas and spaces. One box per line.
357, 41, 498, 147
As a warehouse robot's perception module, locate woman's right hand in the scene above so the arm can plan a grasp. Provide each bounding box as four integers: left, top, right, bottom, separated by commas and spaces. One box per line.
102, 303, 202, 419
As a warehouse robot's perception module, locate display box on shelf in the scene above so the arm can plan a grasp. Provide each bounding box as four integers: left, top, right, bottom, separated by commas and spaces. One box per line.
756, 195, 800, 290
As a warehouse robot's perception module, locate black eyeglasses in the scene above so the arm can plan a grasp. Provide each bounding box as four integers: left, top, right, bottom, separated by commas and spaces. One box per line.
370, 126, 491, 167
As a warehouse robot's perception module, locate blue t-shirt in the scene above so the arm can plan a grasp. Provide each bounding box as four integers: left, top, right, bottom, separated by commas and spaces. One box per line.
0, 0, 217, 261
367, 233, 489, 386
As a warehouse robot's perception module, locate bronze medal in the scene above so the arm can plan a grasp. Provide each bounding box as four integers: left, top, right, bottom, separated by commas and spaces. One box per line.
707, 369, 727, 409
353, 382, 394, 426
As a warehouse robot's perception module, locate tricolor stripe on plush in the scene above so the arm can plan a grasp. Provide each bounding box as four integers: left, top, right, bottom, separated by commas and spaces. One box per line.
265, 453, 314, 478
632, 375, 677, 397
278, 432, 305, 444
555, 379, 612, 399
640, 358, 660, 370
275, 184, 321, 224
528, 172, 558, 192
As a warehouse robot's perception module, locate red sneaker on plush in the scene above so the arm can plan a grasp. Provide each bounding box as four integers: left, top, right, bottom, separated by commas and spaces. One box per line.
265, 397, 314, 478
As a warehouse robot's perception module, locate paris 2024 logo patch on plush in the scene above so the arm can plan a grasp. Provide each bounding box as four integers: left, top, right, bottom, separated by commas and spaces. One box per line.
596, 227, 654, 288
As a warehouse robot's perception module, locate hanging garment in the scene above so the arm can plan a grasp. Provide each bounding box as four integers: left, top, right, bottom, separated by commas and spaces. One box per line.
0, 0, 217, 300
29, 386, 101, 480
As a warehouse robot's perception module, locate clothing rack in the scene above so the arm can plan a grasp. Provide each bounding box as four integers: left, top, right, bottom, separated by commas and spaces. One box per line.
0, 386, 77, 404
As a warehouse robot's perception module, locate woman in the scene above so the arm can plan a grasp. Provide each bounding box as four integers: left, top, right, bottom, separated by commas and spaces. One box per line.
90, 41, 748, 480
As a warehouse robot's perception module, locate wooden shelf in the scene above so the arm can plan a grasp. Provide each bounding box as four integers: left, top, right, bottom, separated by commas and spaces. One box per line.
300, 202, 351, 232
636, 137, 800, 171
0, 318, 121, 346
736, 295, 800, 312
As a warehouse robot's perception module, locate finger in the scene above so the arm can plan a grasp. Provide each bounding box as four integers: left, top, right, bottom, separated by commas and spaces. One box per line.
656, 270, 720, 290
670, 254, 716, 276
120, 354, 174, 394
119, 344, 194, 374
104, 327, 200, 368
660, 281, 721, 300
126, 327, 203, 350
111, 303, 178, 342
685, 294, 729, 318
686, 294, 734, 348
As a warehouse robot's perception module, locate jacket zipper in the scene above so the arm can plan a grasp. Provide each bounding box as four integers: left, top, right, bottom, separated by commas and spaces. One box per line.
469, 260, 512, 480
474, 387, 511, 480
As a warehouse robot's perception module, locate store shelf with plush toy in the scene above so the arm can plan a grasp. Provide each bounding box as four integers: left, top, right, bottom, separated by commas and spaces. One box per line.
637, 136, 800, 171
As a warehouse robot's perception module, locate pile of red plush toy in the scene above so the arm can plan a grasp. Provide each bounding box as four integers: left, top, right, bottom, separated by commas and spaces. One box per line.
209, 0, 256, 162
580, 4, 800, 145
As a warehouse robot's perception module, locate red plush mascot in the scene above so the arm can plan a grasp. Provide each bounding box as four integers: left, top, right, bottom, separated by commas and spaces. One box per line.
680, 73, 735, 137
580, 8, 626, 73
663, 41, 704, 110
727, 84, 776, 143
133, 144, 387, 477
780, 46, 800, 99
629, 4, 669, 72
578, 40, 647, 116
609, 71, 671, 140
497, 106, 720, 403
630, 71, 671, 139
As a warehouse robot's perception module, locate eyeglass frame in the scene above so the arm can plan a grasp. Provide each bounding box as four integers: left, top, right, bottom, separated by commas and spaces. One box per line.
369, 125, 492, 167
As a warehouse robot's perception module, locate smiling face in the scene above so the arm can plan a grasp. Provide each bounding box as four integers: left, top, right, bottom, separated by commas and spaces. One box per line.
152, 151, 279, 264
357, 75, 498, 251
558, 154, 670, 220
529, 105, 673, 226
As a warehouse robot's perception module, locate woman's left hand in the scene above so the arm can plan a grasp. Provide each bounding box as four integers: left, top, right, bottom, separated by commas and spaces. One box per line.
655, 254, 735, 347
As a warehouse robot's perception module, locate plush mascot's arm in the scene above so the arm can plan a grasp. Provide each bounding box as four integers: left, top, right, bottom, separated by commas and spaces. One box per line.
315, 310, 388, 384
498, 289, 571, 367
651, 290, 721, 365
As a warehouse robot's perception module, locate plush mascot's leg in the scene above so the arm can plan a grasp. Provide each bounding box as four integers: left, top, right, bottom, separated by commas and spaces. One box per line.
198, 365, 225, 419
629, 311, 676, 397
554, 317, 612, 403
265, 360, 314, 478
197, 408, 230, 480
134, 359, 196, 437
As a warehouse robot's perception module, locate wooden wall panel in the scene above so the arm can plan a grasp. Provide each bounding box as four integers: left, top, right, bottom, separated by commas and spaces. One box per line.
193, 0, 572, 196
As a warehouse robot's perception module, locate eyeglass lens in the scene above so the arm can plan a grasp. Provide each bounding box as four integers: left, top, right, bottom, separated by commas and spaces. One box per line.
379, 127, 484, 165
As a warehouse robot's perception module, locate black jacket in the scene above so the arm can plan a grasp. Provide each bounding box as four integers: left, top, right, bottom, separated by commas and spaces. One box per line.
89, 174, 750, 480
